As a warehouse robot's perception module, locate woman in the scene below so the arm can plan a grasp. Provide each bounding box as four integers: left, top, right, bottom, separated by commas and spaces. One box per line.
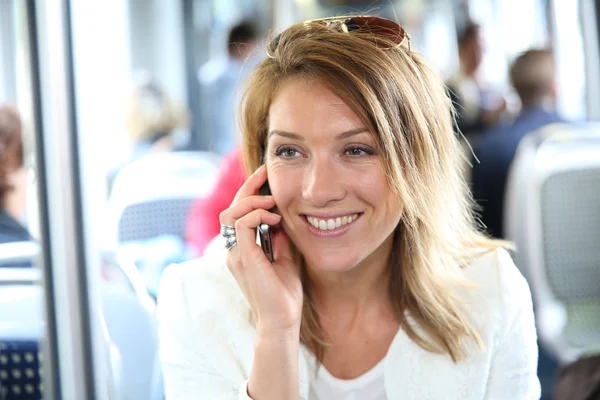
158, 16, 539, 399
0, 104, 32, 244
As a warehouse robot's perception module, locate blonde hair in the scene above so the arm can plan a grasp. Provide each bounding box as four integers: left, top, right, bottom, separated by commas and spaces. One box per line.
239, 18, 506, 363
125, 79, 188, 143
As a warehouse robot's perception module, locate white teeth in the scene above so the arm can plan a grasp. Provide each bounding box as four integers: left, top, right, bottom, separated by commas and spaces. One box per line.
307, 214, 359, 231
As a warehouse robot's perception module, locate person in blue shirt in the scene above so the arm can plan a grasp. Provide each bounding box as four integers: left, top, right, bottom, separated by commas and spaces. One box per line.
472, 49, 563, 239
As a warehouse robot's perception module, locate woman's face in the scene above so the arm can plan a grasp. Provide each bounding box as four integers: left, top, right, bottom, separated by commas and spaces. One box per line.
266, 78, 403, 272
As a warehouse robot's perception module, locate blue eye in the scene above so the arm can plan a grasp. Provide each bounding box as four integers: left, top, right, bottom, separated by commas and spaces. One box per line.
274, 146, 302, 158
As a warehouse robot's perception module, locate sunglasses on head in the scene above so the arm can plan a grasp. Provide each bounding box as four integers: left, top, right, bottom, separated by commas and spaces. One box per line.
266, 15, 411, 59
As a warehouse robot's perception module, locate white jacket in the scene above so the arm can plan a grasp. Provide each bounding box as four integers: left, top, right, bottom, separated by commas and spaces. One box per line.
157, 246, 541, 400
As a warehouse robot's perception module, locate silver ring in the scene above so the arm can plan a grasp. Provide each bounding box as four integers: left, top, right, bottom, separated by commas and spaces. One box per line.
221, 224, 236, 237
224, 235, 237, 251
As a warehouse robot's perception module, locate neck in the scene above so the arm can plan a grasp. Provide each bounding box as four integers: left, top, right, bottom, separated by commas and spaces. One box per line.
306, 234, 394, 317
521, 96, 555, 112
3, 195, 24, 222
459, 61, 477, 77
2, 167, 28, 222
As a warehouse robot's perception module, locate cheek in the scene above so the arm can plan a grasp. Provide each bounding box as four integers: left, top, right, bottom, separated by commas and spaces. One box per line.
267, 168, 301, 208
357, 170, 392, 200
362, 174, 403, 220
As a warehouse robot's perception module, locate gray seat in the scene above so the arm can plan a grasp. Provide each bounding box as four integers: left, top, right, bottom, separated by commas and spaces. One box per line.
101, 283, 162, 400
504, 123, 600, 364
108, 151, 221, 245
0, 243, 162, 399
0, 267, 44, 399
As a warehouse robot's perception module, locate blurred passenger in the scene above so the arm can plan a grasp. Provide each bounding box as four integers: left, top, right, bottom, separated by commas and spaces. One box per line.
472, 49, 562, 239
159, 16, 539, 399
447, 21, 506, 141
107, 76, 189, 193
198, 20, 260, 155
125, 76, 189, 159
185, 147, 246, 256
0, 105, 32, 244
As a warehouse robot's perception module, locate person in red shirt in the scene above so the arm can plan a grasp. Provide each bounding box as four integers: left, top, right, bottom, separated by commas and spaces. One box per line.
185, 148, 246, 256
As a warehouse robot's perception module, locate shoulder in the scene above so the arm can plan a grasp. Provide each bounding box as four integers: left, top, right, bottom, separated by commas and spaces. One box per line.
157, 245, 254, 349
472, 128, 516, 174
0, 212, 32, 243
463, 248, 528, 298
460, 248, 534, 341
475, 124, 511, 153
159, 245, 248, 320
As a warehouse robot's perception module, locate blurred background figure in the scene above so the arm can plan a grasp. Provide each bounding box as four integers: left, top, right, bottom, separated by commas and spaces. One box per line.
447, 21, 506, 143
198, 20, 260, 155
107, 75, 189, 193
125, 75, 189, 160
472, 49, 562, 239
0, 104, 32, 244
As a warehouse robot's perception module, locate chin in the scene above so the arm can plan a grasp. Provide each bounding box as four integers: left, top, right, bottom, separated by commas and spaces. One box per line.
300, 247, 364, 273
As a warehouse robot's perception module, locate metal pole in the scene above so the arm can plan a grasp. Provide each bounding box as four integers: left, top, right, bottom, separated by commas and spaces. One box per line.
31, 0, 97, 398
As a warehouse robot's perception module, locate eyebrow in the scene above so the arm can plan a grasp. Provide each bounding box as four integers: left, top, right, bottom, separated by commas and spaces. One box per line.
267, 127, 370, 141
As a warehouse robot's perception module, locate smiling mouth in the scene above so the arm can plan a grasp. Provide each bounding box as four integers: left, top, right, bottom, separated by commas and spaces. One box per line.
304, 213, 361, 231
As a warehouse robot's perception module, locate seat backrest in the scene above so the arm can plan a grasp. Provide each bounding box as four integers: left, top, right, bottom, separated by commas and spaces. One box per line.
107, 151, 221, 245
505, 123, 600, 363
0, 267, 44, 399
101, 283, 162, 400
0, 242, 39, 269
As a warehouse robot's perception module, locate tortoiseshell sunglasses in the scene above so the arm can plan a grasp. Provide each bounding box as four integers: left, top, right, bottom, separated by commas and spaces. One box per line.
266, 15, 411, 59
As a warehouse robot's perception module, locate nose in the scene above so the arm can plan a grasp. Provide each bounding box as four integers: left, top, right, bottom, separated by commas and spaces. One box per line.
301, 155, 346, 207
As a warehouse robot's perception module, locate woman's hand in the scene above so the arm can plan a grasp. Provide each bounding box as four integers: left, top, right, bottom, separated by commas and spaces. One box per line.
220, 165, 303, 334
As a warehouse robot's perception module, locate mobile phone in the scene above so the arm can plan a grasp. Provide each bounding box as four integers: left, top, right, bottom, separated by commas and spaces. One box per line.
258, 149, 275, 263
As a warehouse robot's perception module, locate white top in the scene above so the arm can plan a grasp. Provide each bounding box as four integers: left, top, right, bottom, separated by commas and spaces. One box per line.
157, 245, 541, 400
304, 349, 387, 400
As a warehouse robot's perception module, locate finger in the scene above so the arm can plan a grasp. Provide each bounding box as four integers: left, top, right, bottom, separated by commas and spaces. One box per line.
219, 195, 276, 225
235, 208, 282, 234
224, 205, 279, 269
272, 227, 294, 264
234, 209, 282, 262
233, 164, 269, 203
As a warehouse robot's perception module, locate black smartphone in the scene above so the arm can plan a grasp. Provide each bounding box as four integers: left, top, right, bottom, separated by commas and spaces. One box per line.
259, 149, 275, 263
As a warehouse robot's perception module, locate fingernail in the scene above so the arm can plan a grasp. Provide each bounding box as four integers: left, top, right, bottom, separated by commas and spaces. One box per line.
254, 165, 265, 174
